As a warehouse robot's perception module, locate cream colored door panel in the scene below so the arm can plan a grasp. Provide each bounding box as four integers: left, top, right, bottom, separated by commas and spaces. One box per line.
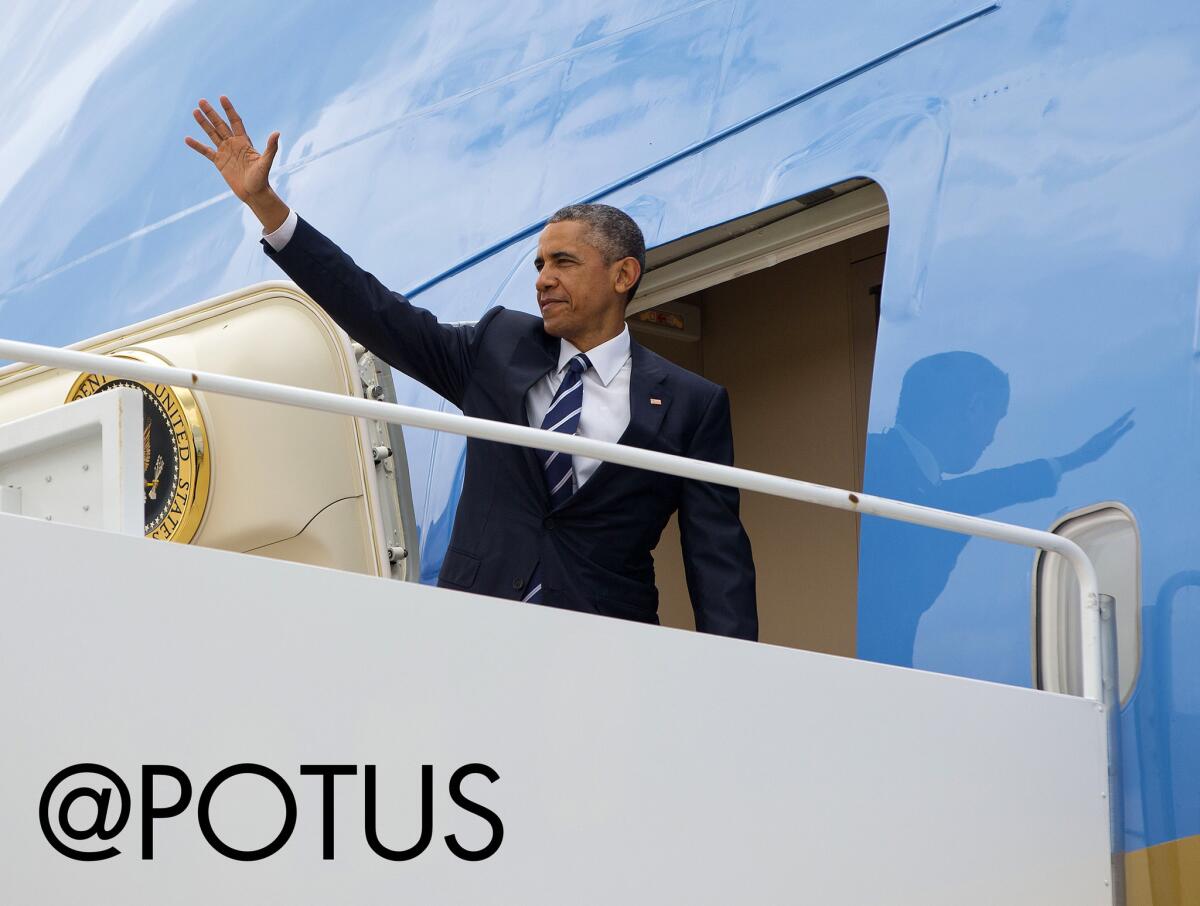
247, 494, 376, 576
0, 282, 415, 579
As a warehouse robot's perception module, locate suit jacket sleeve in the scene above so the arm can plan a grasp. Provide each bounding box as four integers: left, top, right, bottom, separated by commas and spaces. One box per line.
677, 386, 758, 640
261, 215, 492, 408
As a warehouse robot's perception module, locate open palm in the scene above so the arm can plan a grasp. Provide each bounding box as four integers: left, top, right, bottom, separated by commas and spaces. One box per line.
185, 96, 279, 202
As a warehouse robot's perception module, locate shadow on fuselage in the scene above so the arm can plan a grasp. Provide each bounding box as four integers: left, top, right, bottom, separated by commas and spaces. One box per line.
857, 351, 1132, 667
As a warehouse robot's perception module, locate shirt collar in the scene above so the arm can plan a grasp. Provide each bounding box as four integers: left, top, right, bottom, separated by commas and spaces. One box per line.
558, 327, 631, 388
892, 422, 942, 486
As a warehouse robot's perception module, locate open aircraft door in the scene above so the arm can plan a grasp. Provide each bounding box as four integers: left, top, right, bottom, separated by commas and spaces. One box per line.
0, 281, 418, 581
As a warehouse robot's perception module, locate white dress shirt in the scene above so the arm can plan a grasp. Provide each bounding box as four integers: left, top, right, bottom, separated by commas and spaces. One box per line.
263, 208, 299, 251
264, 211, 633, 489
524, 328, 632, 488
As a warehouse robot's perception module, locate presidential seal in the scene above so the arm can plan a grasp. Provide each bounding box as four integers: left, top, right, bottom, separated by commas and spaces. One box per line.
65, 350, 211, 543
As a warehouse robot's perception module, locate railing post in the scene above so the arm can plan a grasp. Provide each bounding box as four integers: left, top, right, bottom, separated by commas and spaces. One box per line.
1099, 593, 1125, 904
1046, 539, 1103, 703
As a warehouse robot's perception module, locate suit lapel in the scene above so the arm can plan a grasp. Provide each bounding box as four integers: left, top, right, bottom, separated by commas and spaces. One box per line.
558, 339, 670, 511
508, 332, 558, 495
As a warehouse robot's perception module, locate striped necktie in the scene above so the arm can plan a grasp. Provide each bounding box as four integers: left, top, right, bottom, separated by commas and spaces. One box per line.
524, 352, 591, 603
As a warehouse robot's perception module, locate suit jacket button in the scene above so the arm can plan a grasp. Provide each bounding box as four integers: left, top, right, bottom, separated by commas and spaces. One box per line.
543, 517, 555, 529
512, 577, 525, 590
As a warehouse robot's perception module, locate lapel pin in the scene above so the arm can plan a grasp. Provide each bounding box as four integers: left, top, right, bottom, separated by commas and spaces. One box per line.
650, 398, 662, 406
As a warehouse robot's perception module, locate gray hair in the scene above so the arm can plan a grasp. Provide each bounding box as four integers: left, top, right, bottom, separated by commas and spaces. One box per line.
547, 203, 646, 302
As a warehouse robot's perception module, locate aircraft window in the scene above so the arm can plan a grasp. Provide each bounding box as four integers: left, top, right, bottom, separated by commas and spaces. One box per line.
1035, 504, 1141, 702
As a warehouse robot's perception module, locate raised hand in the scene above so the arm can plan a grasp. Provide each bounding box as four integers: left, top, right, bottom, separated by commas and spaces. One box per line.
1057, 408, 1135, 472
186, 96, 278, 200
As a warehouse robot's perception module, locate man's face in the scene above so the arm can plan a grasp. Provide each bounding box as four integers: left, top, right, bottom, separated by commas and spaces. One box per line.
534, 220, 627, 343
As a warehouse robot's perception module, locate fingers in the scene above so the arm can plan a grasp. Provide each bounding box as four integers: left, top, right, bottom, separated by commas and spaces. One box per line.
1090, 416, 1134, 451
220, 95, 247, 137
197, 98, 233, 141
184, 136, 216, 161
1106, 412, 1135, 436
262, 131, 280, 169
192, 107, 221, 144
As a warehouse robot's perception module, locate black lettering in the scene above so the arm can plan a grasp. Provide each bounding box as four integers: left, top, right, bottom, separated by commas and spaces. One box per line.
58, 787, 113, 840
197, 764, 296, 861
364, 764, 432, 861
300, 765, 357, 859
444, 763, 503, 861
38, 763, 130, 861
141, 765, 192, 859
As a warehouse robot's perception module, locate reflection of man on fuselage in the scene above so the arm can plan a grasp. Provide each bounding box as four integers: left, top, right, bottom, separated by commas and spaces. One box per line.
185, 96, 757, 639
858, 351, 1133, 667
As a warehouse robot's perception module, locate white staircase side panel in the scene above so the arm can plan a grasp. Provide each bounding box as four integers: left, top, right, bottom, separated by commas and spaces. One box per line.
0, 514, 1112, 904
0, 387, 143, 535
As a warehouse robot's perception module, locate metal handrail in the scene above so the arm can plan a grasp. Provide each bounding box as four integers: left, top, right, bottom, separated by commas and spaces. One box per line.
0, 336, 1104, 700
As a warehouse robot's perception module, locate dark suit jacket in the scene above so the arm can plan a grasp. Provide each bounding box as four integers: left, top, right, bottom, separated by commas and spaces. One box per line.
263, 216, 757, 640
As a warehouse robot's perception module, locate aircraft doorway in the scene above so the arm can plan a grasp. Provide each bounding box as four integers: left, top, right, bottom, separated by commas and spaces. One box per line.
629, 182, 887, 655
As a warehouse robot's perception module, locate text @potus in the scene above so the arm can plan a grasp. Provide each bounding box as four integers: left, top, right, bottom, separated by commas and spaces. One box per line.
39, 762, 503, 861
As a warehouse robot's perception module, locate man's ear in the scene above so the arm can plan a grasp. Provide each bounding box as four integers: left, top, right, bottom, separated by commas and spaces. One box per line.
613, 256, 641, 297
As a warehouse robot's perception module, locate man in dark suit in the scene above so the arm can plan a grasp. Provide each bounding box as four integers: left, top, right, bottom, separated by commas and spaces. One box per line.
186, 96, 757, 639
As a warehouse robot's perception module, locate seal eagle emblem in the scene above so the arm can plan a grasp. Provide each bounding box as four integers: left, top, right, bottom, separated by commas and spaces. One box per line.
65, 350, 211, 543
